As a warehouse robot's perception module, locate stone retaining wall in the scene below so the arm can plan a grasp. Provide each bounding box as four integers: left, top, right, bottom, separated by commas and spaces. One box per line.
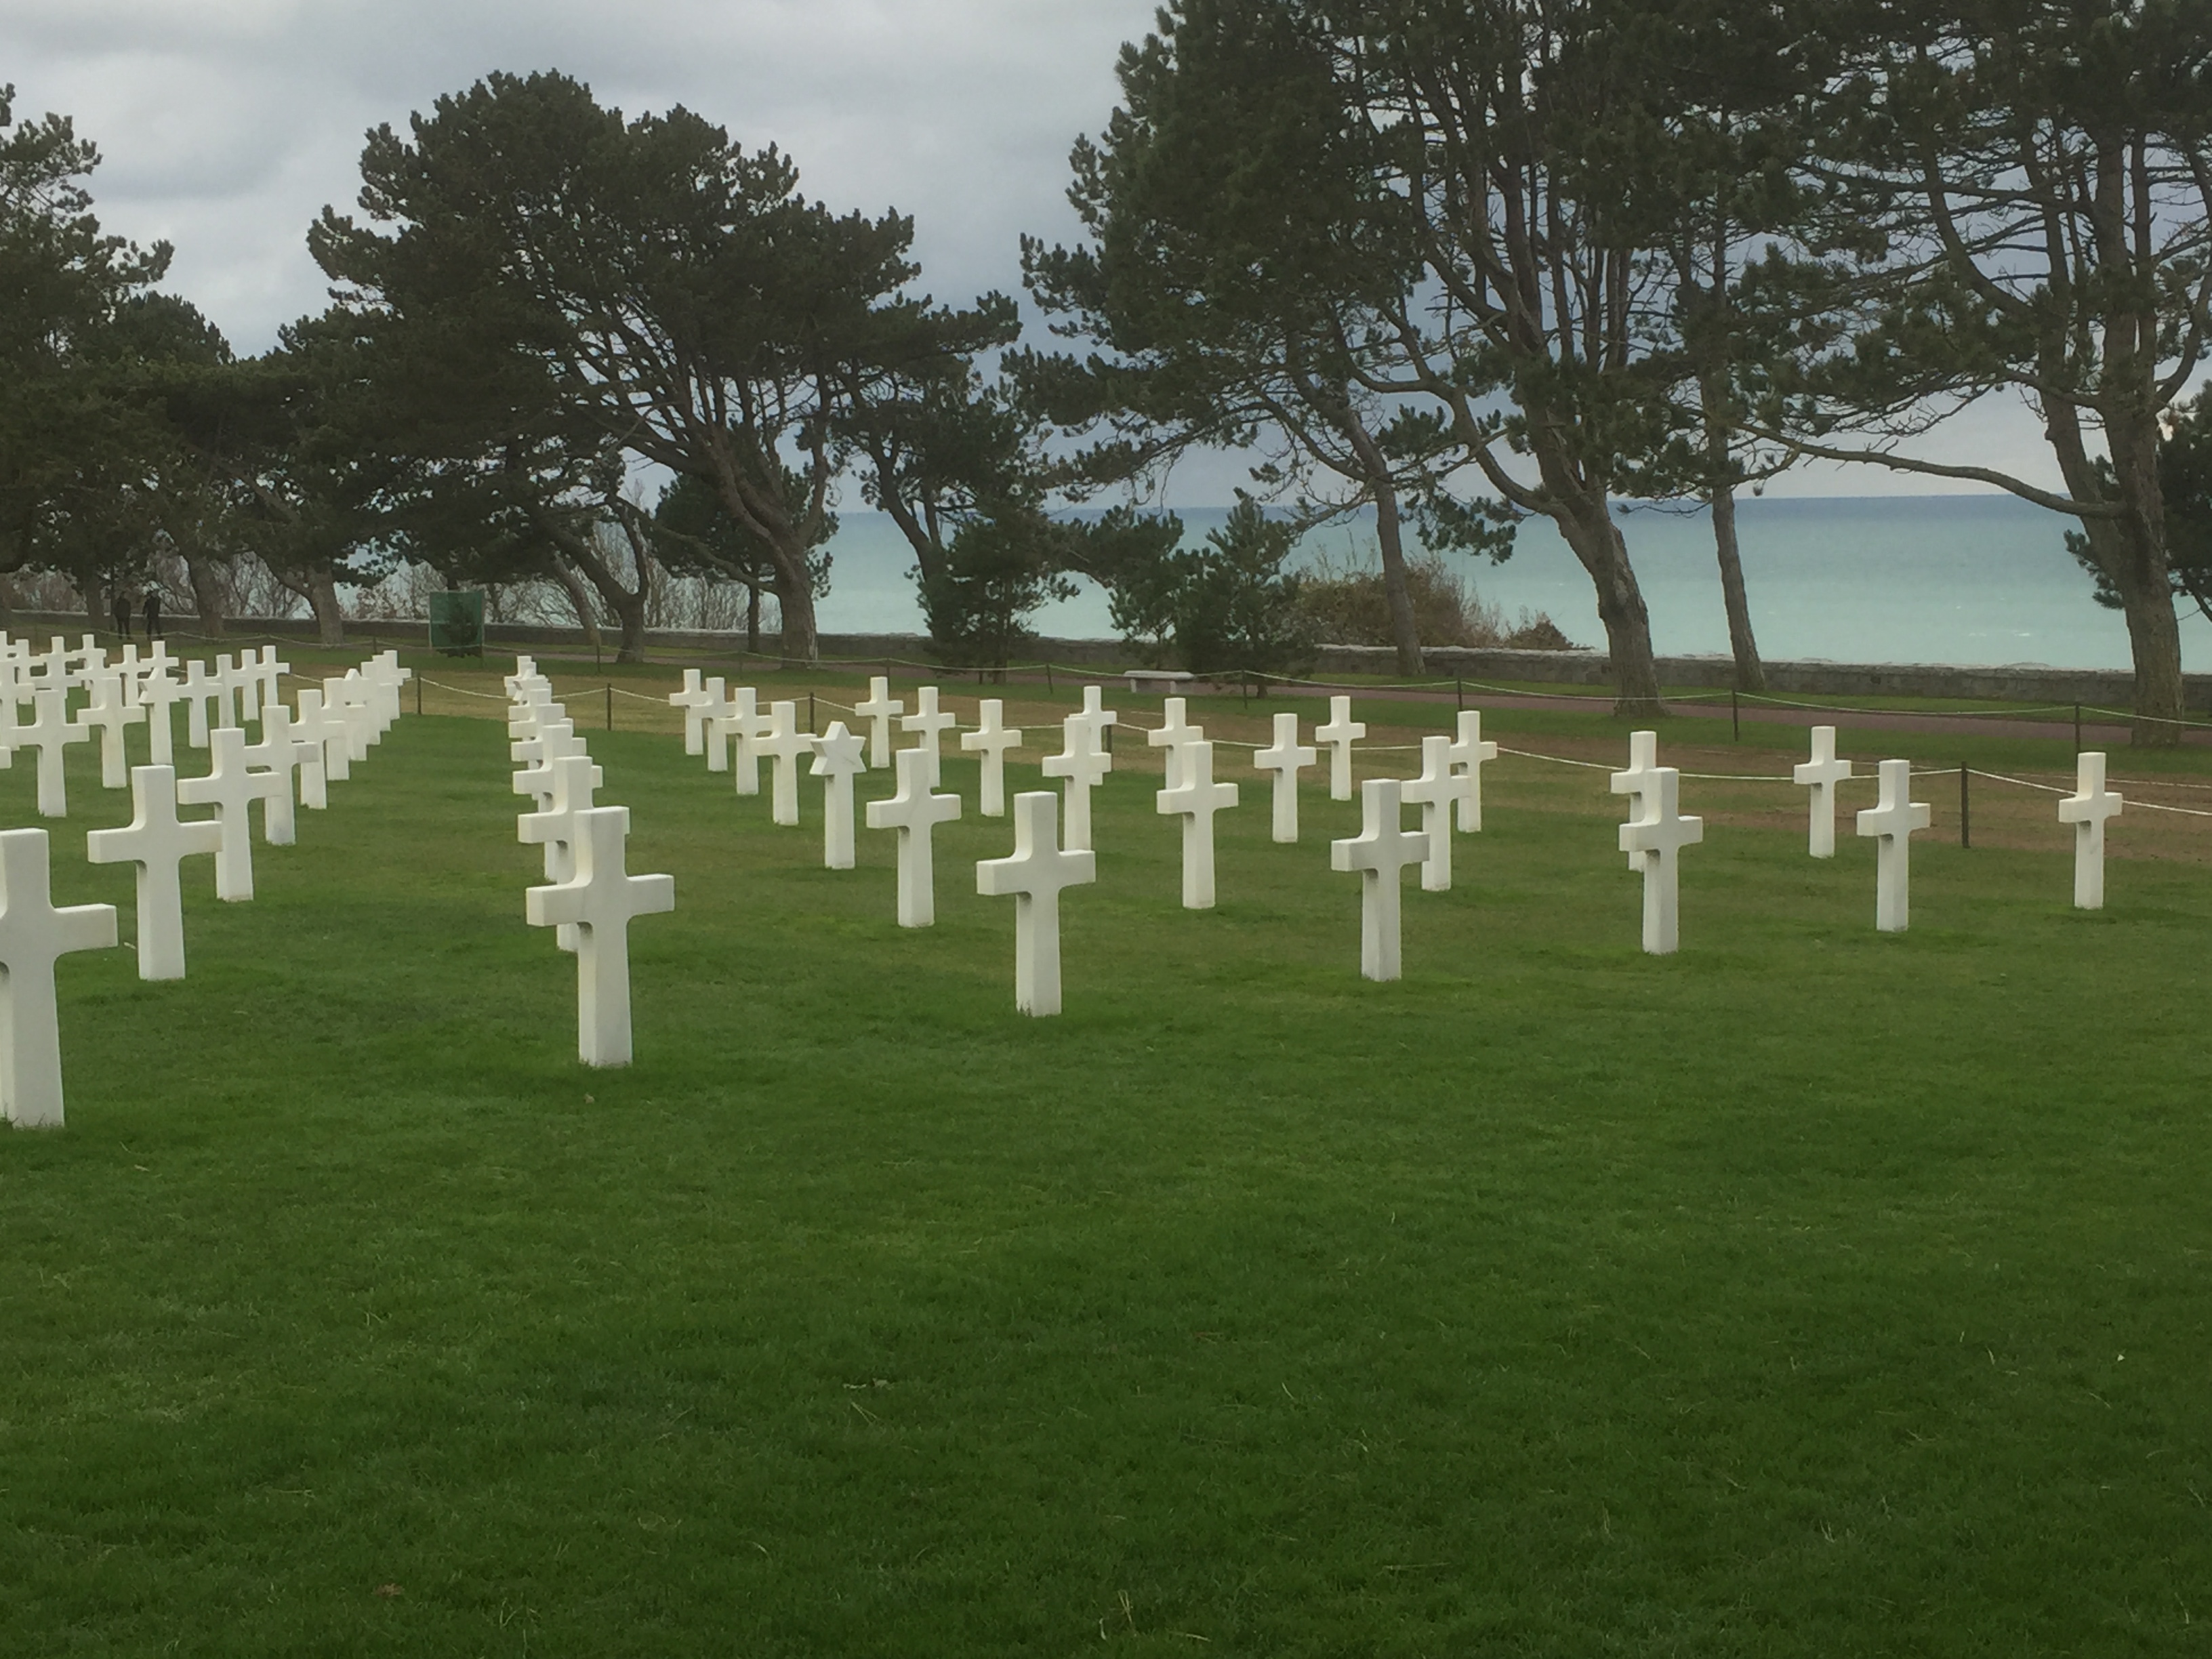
12, 610, 2203, 708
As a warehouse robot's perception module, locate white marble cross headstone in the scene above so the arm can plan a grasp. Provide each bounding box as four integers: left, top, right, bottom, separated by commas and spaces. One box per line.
856, 675, 904, 768
668, 668, 712, 755
291, 689, 340, 802
1147, 697, 1203, 790
1609, 729, 1661, 869
1254, 711, 1317, 843
361, 651, 402, 725
976, 790, 1096, 1017
33, 637, 68, 697
516, 739, 598, 817
231, 648, 265, 726
699, 678, 734, 772
330, 674, 378, 756
865, 747, 962, 925
1315, 695, 1365, 801
76, 669, 146, 789
0, 828, 117, 1128
1071, 684, 1120, 754
212, 653, 245, 730
808, 720, 869, 870
960, 698, 1023, 817
258, 647, 291, 721
510, 718, 576, 771
242, 705, 310, 845
310, 678, 362, 779
85, 764, 224, 980
1397, 734, 1463, 893
176, 726, 284, 901
137, 661, 185, 766
518, 752, 603, 951
1793, 724, 1853, 859
2058, 751, 2123, 910
182, 659, 223, 748
1041, 714, 1112, 853
506, 655, 540, 693
901, 686, 959, 790
1448, 710, 1498, 832
758, 700, 814, 826
507, 693, 561, 739
1155, 738, 1237, 908
715, 688, 771, 798
20, 687, 89, 817
525, 805, 675, 1068
1618, 766, 1704, 954
1855, 758, 1931, 933
1330, 778, 1428, 982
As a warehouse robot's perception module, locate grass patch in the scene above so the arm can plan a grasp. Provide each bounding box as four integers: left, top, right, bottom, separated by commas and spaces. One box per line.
4, 690, 2210, 1654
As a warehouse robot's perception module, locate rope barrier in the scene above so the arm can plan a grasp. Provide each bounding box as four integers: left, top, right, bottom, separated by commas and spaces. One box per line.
419, 678, 509, 701
1737, 691, 2078, 720
2081, 703, 2212, 731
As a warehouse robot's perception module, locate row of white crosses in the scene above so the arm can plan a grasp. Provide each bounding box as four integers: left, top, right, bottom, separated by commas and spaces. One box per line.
1788, 723, 2123, 922
513, 659, 674, 1067
1605, 722, 2127, 953
1, 649, 413, 1129
756, 672, 1507, 1000
710, 668, 1521, 1000
0, 632, 369, 820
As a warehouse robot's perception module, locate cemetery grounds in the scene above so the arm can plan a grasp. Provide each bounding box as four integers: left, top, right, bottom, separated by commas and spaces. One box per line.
5, 646, 2211, 1655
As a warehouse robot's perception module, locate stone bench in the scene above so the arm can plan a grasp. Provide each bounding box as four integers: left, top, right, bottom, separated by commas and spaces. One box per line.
1123, 668, 1195, 693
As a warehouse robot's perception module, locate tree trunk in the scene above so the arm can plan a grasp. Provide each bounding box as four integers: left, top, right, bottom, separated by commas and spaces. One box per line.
2115, 574, 2186, 745
746, 582, 761, 655
1372, 478, 1423, 677
183, 554, 228, 638
609, 582, 648, 663
548, 559, 605, 656
2048, 393, 2185, 746
772, 556, 819, 667
81, 570, 106, 638
1343, 428, 1422, 675
532, 510, 653, 664
1708, 481, 1765, 693
305, 565, 345, 647
1556, 499, 1662, 718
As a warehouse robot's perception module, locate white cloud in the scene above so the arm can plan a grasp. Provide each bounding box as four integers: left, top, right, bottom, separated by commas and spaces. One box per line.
0, 3, 2094, 504
3, 0, 1152, 346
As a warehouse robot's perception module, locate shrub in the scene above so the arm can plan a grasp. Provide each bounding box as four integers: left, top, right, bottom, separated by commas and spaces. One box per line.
1296, 544, 1582, 651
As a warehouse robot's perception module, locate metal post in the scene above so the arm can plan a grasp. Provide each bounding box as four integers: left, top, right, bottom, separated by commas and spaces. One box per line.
2074, 703, 2083, 753
1731, 688, 1740, 742
415, 674, 422, 717
607, 684, 613, 732
1456, 676, 1465, 712
1960, 764, 1970, 848
808, 690, 816, 732
1045, 662, 1054, 693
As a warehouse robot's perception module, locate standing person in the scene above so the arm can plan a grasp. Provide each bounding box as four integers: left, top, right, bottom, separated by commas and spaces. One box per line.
110, 588, 131, 639
142, 588, 161, 639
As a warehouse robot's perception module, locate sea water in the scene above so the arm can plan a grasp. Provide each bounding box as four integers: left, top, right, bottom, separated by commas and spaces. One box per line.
812, 495, 2212, 672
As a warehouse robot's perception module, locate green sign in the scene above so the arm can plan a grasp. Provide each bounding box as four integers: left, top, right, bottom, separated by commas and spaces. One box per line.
428, 590, 486, 656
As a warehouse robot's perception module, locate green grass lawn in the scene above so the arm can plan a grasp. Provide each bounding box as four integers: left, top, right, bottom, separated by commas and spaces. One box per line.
5, 701, 2211, 1655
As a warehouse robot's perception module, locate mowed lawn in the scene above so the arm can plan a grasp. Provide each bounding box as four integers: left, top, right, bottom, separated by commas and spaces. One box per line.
4, 692, 2211, 1656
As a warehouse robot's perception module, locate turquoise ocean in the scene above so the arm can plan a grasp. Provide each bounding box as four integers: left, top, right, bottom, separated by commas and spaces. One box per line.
811, 495, 2212, 673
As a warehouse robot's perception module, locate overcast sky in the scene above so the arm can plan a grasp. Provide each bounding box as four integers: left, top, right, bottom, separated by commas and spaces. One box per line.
4, 0, 2053, 503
